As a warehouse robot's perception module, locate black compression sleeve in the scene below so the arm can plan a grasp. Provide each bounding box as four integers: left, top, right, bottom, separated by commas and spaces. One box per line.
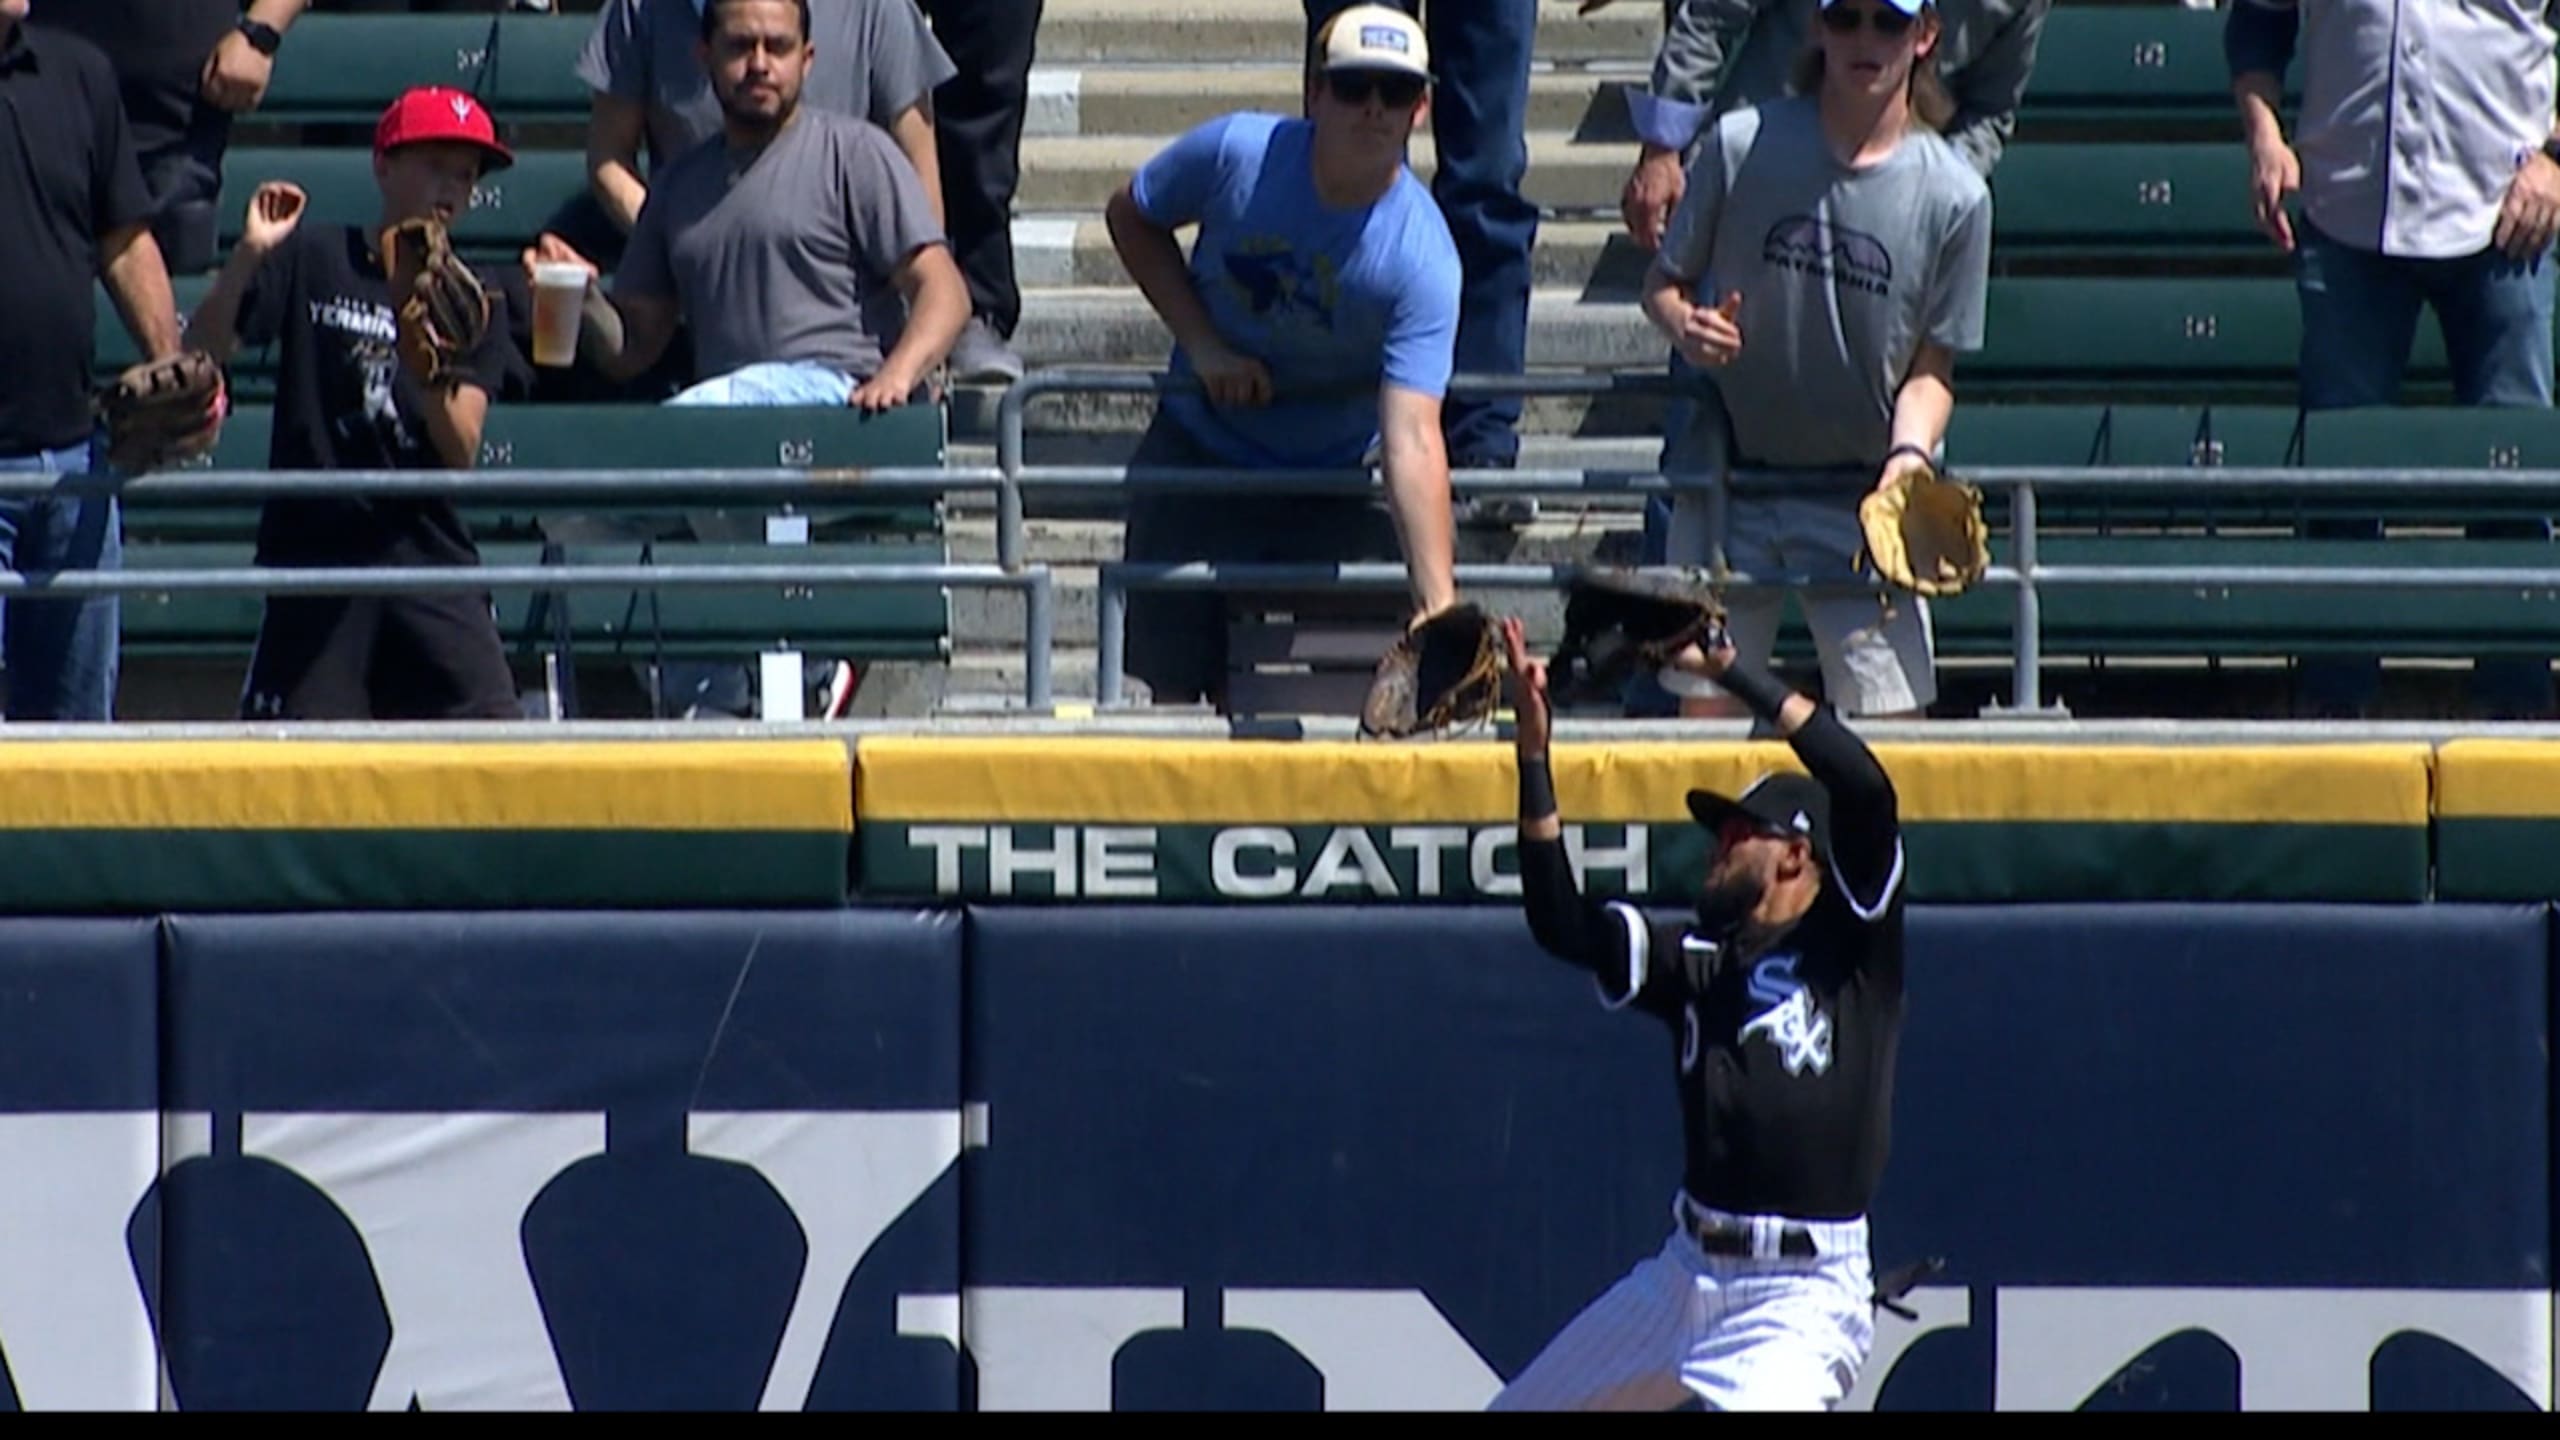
1520, 833, 1610, 968
1715, 658, 1794, 724
1519, 752, 1556, 819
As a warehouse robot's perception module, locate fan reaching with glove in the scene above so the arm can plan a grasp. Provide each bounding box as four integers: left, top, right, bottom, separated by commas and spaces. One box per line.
97, 350, 228, 475
1858, 448, 1990, 599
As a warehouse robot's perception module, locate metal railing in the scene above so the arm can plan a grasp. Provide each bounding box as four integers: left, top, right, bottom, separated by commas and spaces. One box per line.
13, 371, 2560, 722
998, 369, 2560, 715
3, 464, 1058, 714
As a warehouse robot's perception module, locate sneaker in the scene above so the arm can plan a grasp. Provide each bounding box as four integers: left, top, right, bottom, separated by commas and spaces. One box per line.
947, 317, 1026, 384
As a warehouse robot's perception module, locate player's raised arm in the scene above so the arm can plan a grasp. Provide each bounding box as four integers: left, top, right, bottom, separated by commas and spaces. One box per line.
1506, 619, 1659, 1008
1668, 636, 1902, 915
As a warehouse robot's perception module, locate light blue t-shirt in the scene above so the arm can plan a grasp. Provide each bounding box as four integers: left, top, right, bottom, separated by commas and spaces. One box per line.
1132, 113, 1461, 468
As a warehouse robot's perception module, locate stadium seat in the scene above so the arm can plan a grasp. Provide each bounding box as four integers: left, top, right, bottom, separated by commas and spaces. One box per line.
1989, 144, 2260, 258
218, 149, 593, 259
254, 14, 594, 126
2013, 5, 2292, 128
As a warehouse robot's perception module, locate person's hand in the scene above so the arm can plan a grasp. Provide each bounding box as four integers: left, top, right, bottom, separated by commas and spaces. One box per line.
200, 29, 276, 112
1876, 444, 1936, 497
1674, 290, 1743, 368
238, 182, 305, 257
1621, 144, 1687, 252
1192, 340, 1273, 408
849, 364, 921, 413
2497, 150, 2560, 260
2247, 133, 2301, 252
1500, 615, 1550, 756
521, 233, 600, 290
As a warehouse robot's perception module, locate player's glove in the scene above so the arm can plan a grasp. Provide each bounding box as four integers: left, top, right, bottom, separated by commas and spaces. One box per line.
96, 349, 227, 475
381, 216, 491, 389
1360, 601, 1505, 741
1857, 460, 1991, 598
1547, 566, 1730, 708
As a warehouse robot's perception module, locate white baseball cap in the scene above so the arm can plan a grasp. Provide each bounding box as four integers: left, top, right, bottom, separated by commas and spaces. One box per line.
1319, 5, 1430, 80
1821, 0, 1929, 13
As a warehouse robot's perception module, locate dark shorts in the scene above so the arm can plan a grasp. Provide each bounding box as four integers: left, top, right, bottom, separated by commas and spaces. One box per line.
1119, 409, 1402, 705
240, 590, 521, 722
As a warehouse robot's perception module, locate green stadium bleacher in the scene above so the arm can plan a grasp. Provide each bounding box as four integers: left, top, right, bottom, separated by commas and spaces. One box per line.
217, 149, 591, 260
1989, 144, 2260, 260
2010, 3, 2291, 130
252, 14, 594, 127
120, 403, 955, 706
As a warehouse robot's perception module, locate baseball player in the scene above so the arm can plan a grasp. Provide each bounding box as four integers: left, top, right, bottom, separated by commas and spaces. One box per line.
1490, 614, 1908, 1411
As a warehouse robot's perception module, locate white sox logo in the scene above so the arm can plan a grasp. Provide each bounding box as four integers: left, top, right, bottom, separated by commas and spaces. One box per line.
1740, 954, 1832, 1076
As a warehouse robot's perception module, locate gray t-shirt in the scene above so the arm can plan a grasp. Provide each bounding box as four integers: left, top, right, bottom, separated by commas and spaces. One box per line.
576, 0, 956, 171
1656, 95, 1992, 469
617, 108, 948, 381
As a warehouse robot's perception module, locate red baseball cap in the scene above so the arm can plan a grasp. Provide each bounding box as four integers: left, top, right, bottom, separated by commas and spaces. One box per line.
373, 86, 514, 173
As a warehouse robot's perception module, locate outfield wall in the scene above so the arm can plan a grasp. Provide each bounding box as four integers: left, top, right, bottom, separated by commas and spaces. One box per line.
0, 737, 2550, 1410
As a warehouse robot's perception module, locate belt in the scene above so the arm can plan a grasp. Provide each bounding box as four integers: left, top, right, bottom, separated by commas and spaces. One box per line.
1681, 1197, 1819, 1260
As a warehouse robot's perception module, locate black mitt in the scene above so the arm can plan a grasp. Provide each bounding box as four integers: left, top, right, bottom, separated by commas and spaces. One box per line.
1548, 567, 1729, 707
1360, 602, 1505, 740
98, 349, 227, 475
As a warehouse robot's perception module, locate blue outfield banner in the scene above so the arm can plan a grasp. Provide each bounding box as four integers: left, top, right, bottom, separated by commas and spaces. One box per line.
0, 905, 2546, 1411
964, 904, 2554, 1412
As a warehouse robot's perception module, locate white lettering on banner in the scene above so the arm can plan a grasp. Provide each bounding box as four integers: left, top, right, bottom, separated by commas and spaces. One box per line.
689, 1112, 963, 1410
1225, 1289, 1502, 1410
1300, 829, 1395, 898
1388, 827, 1470, 897
1471, 828, 1522, 897
1996, 1287, 2554, 1412
967, 1287, 1183, 1411
1211, 828, 1297, 898
0, 1114, 163, 1411
989, 828, 1078, 897
244, 1113, 606, 1411
909, 826, 989, 894
1082, 828, 1160, 899
1565, 827, 1649, 893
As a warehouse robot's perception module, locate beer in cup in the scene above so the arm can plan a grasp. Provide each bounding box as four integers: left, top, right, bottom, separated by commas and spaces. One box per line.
531, 262, 590, 368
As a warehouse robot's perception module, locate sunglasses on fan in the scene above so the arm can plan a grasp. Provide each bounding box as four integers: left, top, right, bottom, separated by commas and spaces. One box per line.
1818, 5, 1917, 38
1326, 70, 1426, 108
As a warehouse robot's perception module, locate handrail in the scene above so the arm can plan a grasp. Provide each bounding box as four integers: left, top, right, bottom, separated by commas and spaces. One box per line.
999, 366, 2560, 717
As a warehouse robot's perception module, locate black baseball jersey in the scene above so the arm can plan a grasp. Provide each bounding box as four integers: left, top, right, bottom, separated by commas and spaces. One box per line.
232, 222, 525, 565
1521, 707, 1906, 1222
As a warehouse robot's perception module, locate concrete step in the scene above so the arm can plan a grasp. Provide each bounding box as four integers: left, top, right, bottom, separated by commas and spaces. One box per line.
1014, 132, 1632, 215
1028, 65, 1640, 141
954, 384, 1678, 443
1028, 0, 1657, 67
1016, 285, 1662, 369
1012, 215, 1642, 293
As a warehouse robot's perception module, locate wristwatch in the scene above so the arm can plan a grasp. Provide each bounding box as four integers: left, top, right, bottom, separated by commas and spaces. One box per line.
236, 17, 284, 57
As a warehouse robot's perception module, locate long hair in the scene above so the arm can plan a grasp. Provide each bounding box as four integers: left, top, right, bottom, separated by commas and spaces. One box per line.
1789, 9, 1958, 133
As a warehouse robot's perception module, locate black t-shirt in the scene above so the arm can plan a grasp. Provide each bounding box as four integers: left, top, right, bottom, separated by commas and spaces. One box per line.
235, 222, 523, 564
31, 1, 236, 161
1523, 707, 1907, 1222
0, 22, 152, 454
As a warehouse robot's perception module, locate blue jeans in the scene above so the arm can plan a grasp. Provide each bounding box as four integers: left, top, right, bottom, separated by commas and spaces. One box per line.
2295, 220, 2558, 715
665, 361, 856, 408
1304, 0, 1538, 465
0, 437, 119, 721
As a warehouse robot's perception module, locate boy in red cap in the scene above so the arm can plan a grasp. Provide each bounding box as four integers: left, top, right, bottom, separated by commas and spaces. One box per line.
188, 85, 529, 721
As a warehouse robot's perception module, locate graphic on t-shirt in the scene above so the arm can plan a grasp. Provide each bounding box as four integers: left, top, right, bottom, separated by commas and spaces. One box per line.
1739, 952, 1834, 1076
308, 296, 418, 453
1762, 215, 1893, 297
1220, 241, 1339, 330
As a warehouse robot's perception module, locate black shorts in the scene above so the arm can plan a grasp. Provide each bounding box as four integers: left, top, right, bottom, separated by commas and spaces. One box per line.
240, 591, 521, 722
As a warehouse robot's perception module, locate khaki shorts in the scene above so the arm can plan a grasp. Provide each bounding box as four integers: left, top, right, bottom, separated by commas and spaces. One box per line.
1666, 491, 1936, 716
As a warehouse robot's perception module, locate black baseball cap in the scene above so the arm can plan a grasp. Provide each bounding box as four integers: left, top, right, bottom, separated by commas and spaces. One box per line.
1687, 773, 1831, 864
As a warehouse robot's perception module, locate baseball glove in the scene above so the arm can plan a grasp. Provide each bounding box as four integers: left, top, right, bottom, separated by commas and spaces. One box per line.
1857, 462, 1991, 598
97, 349, 227, 475
1547, 566, 1729, 707
1360, 602, 1506, 740
381, 216, 490, 389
